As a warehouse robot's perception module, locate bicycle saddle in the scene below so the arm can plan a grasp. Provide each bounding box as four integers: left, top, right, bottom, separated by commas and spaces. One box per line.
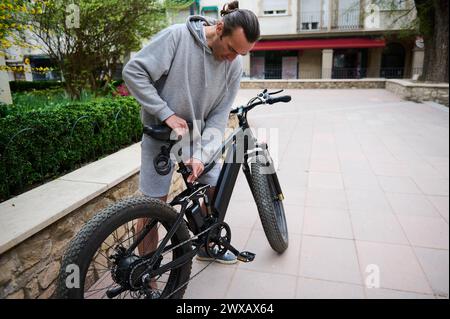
143, 125, 172, 142
143, 123, 193, 142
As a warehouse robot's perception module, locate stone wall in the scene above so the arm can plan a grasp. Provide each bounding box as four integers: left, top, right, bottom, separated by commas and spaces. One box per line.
0, 116, 238, 299
241, 79, 449, 107
0, 173, 138, 299
241, 79, 386, 90
0, 161, 189, 299
386, 80, 449, 106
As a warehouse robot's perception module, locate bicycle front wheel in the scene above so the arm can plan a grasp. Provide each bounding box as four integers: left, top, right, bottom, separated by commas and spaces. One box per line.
250, 155, 289, 253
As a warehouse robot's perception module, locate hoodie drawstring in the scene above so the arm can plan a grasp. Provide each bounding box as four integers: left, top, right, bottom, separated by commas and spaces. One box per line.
203, 50, 229, 91
203, 46, 208, 88
225, 61, 229, 92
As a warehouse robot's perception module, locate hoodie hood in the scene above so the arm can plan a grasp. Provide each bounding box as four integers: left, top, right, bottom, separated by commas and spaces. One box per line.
186, 15, 214, 53
186, 15, 229, 90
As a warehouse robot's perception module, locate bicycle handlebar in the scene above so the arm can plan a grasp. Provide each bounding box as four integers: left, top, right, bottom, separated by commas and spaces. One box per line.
230, 89, 292, 114
267, 95, 291, 104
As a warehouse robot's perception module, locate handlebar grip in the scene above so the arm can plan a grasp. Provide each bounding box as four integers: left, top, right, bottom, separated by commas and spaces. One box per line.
268, 95, 291, 104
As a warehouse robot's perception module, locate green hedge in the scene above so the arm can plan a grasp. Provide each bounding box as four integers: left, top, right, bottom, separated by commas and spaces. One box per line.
0, 96, 142, 201
9, 80, 125, 92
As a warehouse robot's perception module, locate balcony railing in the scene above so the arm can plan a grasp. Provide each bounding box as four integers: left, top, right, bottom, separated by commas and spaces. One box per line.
299, 8, 413, 32
331, 67, 367, 79
380, 67, 405, 79
333, 9, 362, 30
248, 66, 411, 80
299, 9, 362, 32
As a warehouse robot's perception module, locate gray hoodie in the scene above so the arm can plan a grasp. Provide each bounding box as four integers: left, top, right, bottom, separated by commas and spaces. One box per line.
122, 16, 242, 163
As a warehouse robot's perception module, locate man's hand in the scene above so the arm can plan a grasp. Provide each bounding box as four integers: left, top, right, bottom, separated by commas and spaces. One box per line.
164, 114, 189, 138
185, 158, 204, 183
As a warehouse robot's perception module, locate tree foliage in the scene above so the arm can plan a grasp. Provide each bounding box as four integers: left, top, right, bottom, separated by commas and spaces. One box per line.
27, 0, 168, 98
0, 0, 45, 50
0, 0, 49, 76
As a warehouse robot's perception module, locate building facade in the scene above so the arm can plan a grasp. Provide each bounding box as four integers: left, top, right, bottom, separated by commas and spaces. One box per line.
195, 0, 424, 80
4, 34, 62, 82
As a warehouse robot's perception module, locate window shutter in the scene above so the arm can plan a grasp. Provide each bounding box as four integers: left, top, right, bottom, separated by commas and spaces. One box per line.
263, 0, 288, 11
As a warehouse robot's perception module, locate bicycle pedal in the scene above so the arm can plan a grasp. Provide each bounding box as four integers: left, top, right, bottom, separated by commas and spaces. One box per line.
237, 251, 255, 263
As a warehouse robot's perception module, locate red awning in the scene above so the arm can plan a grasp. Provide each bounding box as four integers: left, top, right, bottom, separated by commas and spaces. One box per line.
252, 38, 386, 51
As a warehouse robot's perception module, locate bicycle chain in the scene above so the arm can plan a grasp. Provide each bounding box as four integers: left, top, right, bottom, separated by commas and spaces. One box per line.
163, 223, 230, 299
128, 222, 221, 290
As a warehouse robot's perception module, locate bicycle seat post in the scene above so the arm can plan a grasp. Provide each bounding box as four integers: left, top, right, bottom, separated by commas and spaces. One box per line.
170, 131, 197, 189
176, 160, 193, 189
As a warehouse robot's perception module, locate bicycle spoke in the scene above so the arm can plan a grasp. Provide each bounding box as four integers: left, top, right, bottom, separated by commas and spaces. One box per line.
85, 281, 115, 299
90, 259, 109, 270
116, 220, 161, 250
163, 259, 215, 299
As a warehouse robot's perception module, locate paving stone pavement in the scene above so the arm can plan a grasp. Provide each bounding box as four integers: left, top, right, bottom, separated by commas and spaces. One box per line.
184, 89, 449, 299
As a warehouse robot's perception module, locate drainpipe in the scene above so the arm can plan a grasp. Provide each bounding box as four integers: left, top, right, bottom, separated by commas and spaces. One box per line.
328, 0, 333, 31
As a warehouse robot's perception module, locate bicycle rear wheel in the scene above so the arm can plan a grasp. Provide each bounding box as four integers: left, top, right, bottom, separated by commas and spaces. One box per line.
250, 155, 289, 253
55, 196, 192, 299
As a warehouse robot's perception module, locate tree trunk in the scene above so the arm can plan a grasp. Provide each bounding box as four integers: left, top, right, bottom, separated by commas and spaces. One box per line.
416, 0, 449, 82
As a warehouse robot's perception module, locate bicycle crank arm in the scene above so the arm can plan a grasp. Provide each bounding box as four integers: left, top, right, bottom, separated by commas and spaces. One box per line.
219, 239, 256, 263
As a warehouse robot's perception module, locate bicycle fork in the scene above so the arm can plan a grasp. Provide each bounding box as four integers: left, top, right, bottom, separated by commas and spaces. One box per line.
243, 142, 285, 201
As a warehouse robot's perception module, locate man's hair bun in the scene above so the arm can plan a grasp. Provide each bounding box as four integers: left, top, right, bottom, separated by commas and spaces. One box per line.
220, 1, 239, 16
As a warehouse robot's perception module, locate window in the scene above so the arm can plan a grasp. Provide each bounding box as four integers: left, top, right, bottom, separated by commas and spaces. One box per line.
201, 6, 218, 19
300, 0, 328, 30
29, 55, 62, 81
251, 50, 297, 79
338, 0, 360, 29
8, 63, 25, 81
339, 0, 360, 12
262, 0, 289, 15
301, 0, 320, 13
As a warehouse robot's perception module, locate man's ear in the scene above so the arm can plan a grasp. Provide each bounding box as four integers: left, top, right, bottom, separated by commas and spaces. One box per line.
216, 21, 224, 37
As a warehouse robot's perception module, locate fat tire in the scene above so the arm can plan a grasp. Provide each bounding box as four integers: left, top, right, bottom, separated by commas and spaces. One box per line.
250, 156, 289, 253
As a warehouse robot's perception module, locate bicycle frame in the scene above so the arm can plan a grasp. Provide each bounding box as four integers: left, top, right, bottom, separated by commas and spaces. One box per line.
169, 112, 280, 227
117, 92, 291, 298
138, 119, 276, 266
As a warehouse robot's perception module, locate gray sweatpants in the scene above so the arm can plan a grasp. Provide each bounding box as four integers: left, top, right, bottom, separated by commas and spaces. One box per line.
139, 134, 222, 198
